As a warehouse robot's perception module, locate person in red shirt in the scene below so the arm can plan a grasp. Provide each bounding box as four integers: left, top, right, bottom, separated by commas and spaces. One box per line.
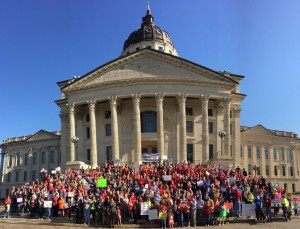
203, 201, 212, 227
4, 195, 12, 218
264, 195, 272, 222
234, 189, 242, 217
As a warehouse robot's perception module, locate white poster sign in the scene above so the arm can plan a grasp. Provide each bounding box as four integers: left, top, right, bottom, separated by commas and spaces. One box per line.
241, 203, 256, 217
44, 201, 53, 208
17, 198, 23, 203
163, 175, 172, 181
148, 209, 158, 220
68, 192, 74, 197
140, 203, 149, 215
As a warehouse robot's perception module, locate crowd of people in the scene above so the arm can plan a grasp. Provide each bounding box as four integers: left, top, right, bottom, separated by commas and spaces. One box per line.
3, 161, 299, 228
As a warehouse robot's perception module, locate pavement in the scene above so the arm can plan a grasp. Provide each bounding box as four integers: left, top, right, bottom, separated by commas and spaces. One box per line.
0, 204, 299, 229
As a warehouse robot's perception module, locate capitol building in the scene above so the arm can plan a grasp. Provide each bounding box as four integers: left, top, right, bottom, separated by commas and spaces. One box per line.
1, 6, 299, 198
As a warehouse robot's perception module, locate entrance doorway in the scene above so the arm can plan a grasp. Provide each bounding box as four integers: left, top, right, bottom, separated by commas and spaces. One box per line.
142, 142, 157, 154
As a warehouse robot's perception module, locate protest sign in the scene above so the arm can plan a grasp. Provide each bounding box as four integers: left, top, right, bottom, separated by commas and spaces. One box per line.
44, 201, 53, 208
168, 158, 174, 163
292, 196, 298, 201
140, 203, 149, 215
68, 192, 74, 197
163, 175, 172, 181
148, 209, 158, 220
84, 185, 90, 190
97, 178, 107, 188
114, 159, 121, 165
162, 155, 168, 160
158, 211, 167, 220
241, 203, 256, 217
225, 202, 232, 210
17, 198, 23, 203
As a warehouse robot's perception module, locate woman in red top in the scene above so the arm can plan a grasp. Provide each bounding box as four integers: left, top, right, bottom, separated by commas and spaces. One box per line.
203, 201, 212, 227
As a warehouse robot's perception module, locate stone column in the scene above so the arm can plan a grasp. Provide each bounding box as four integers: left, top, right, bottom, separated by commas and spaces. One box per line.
109, 96, 120, 160
234, 107, 241, 165
132, 94, 142, 162
201, 95, 210, 161
155, 93, 165, 159
67, 103, 76, 162
224, 97, 231, 156
216, 102, 224, 157
177, 93, 187, 162
292, 147, 298, 177
269, 146, 273, 178
88, 100, 98, 168
0, 152, 5, 183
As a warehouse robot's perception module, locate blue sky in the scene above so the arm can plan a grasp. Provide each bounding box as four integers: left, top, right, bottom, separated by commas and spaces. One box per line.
1, 0, 300, 151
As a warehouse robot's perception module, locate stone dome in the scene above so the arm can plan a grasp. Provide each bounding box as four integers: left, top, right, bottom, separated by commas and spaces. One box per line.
121, 5, 178, 57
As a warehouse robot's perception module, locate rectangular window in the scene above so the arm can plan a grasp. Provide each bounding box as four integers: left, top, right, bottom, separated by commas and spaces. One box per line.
264, 146, 269, 159
186, 107, 193, 116
15, 171, 19, 182
7, 173, 11, 183
23, 171, 27, 182
33, 153, 37, 165
186, 121, 193, 133
256, 146, 260, 158
86, 114, 90, 122
230, 124, 233, 135
42, 151, 46, 164
106, 124, 112, 136
230, 145, 233, 156
290, 167, 294, 176
292, 183, 296, 192
87, 149, 91, 163
50, 151, 55, 164
9, 155, 12, 167
86, 127, 90, 139
106, 146, 112, 161
273, 148, 277, 160
209, 144, 214, 160
158, 47, 163, 51
247, 146, 251, 158
25, 154, 28, 165
208, 122, 213, 134
187, 144, 193, 162
280, 149, 285, 160
208, 109, 213, 116
58, 150, 61, 163
240, 145, 243, 158
32, 170, 36, 181
230, 110, 233, 118
105, 111, 111, 119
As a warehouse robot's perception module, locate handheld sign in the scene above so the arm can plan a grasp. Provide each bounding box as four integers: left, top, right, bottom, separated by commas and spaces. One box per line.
97, 178, 107, 188
140, 203, 149, 215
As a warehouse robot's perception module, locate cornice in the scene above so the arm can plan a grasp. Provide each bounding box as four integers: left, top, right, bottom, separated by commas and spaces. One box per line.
64, 78, 234, 94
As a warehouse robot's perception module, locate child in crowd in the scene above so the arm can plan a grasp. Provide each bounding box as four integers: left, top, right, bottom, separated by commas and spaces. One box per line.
293, 199, 299, 217
116, 205, 122, 225
168, 208, 174, 228
219, 201, 227, 226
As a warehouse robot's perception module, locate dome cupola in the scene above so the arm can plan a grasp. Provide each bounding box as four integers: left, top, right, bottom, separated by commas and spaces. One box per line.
121, 3, 178, 57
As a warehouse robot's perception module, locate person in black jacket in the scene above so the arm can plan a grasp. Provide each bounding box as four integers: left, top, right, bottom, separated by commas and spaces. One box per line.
107, 198, 117, 228
75, 196, 84, 224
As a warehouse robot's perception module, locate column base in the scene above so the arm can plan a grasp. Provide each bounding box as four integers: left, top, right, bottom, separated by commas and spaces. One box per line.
65, 161, 90, 170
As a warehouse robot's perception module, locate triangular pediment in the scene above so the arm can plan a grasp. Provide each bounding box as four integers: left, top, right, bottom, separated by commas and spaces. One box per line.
63, 49, 237, 92
26, 130, 60, 142
242, 125, 275, 137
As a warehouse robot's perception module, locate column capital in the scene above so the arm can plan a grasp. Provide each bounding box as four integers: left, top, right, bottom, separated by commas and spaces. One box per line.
216, 106, 224, 115
200, 94, 210, 104
155, 93, 165, 102
177, 93, 187, 103
88, 99, 97, 110
66, 102, 75, 113
223, 96, 232, 107
108, 96, 118, 108
131, 93, 141, 104
234, 107, 242, 118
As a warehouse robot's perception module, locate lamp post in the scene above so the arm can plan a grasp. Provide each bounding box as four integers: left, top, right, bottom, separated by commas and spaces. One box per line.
218, 131, 226, 156
71, 136, 79, 160
252, 163, 259, 177
40, 168, 47, 181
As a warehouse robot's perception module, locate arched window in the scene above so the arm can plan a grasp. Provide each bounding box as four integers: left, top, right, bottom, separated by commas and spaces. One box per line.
280, 149, 285, 161
282, 166, 286, 176
32, 170, 36, 181
141, 111, 157, 133
264, 146, 269, 159
273, 148, 277, 160
266, 165, 269, 176
23, 171, 27, 182
274, 166, 278, 176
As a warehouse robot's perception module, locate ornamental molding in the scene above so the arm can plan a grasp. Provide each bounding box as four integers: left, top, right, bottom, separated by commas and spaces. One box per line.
64, 78, 234, 94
